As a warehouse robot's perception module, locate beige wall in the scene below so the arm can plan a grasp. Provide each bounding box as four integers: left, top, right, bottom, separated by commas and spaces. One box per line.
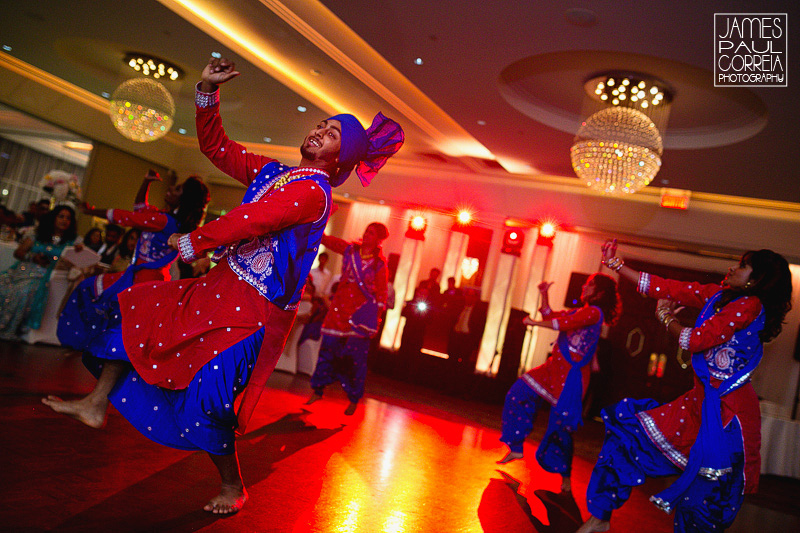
80, 143, 171, 234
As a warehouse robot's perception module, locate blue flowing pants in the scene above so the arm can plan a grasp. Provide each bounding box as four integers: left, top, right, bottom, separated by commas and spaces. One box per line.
586, 398, 745, 532
309, 334, 370, 403
501, 378, 574, 474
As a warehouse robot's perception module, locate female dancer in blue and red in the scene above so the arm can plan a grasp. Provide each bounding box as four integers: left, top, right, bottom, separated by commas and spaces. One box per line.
306, 222, 389, 415
43, 55, 403, 515
498, 274, 620, 493
577, 240, 792, 533
51, 170, 209, 366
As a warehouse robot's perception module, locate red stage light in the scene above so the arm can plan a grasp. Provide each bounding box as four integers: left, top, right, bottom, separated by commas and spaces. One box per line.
501, 228, 524, 256
456, 210, 472, 225
536, 221, 557, 247
406, 215, 428, 240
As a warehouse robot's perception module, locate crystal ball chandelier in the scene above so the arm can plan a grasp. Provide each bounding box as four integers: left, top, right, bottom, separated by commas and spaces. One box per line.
109, 78, 175, 143
571, 72, 673, 195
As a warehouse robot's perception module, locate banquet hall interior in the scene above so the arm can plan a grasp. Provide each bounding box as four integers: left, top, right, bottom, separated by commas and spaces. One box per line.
1, 1, 799, 531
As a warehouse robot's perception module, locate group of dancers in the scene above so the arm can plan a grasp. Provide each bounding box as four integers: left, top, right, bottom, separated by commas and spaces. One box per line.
39, 55, 793, 532
498, 242, 791, 533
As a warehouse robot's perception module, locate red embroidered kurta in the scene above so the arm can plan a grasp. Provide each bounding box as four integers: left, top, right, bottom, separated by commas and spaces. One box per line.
119, 97, 327, 391
99, 204, 173, 291
522, 305, 602, 405
637, 274, 764, 493
319, 234, 388, 336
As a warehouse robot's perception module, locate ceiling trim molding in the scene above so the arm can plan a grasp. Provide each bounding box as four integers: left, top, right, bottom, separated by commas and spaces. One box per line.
0, 51, 108, 114
259, 0, 490, 154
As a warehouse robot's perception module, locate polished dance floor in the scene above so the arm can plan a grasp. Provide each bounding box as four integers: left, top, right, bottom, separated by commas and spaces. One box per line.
2, 340, 799, 532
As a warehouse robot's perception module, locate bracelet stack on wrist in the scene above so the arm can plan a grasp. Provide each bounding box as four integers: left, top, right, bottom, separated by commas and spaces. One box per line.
604, 256, 624, 272
656, 307, 676, 329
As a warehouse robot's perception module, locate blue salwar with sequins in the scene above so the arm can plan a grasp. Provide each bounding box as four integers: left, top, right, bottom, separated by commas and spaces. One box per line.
585, 286, 764, 532
81, 327, 263, 454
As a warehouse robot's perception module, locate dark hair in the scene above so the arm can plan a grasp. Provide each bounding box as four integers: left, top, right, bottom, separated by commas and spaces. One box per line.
36, 205, 77, 243
586, 272, 621, 326
105, 223, 123, 237
718, 249, 793, 342
174, 176, 211, 233
119, 228, 140, 259
83, 227, 103, 251
367, 221, 389, 241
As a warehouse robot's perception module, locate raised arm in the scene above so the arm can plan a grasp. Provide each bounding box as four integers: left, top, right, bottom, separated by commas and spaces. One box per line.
320, 234, 349, 255
601, 239, 719, 307
196, 57, 276, 186
134, 169, 161, 206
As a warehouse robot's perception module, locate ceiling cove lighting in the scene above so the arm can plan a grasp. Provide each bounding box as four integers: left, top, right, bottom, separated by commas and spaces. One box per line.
124, 52, 183, 81
571, 71, 674, 195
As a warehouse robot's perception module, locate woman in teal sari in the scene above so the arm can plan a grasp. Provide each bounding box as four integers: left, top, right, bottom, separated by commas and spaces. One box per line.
0, 204, 77, 339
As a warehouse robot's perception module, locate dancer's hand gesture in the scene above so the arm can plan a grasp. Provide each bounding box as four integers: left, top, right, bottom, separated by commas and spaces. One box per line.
537, 281, 554, 294
200, 57, 240, 92
601, 239, 617, 264
167, 233, 184, 251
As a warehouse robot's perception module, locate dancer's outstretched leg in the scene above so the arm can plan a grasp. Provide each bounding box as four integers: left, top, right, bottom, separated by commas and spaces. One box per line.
42, 360, 126, 428
205, 450, 248, 514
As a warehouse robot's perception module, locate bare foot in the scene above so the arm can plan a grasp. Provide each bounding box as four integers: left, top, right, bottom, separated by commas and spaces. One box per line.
41, 395, 107, 428
204, 484, 248, 514
576, 516, 610, 533
496, 451, 524, 464
561, 475, 572, 493
305, 393, 322, 405
344, 402, 357, 416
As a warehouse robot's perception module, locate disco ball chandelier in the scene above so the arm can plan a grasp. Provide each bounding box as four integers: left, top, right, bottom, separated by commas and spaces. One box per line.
571, 72, 673, 195
109, 78, 175, 143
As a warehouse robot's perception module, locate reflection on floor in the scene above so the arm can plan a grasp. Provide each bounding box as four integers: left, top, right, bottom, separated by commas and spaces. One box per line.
2, 340, 799, 532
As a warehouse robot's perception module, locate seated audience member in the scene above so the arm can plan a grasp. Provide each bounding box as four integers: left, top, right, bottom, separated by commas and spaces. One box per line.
17, 199, 52, 241
97, 223, 123, 266
82, 227, 103, 252
0, 205, 77, 340
109, 228, 140, 273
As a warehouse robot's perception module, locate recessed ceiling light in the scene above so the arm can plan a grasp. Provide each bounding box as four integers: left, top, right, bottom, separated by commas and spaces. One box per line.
211, 52, 222, 58
297, 105, 307, 112
414, 57, 423, 66
178, 128, 187, 134
477, 120, 487, 126
263, 137, 272, 143
378, 199, 385, 204
1, 189, 9, 196
343, 193, 350, 198
101, 91, 111, 99
2, 45, 11, 52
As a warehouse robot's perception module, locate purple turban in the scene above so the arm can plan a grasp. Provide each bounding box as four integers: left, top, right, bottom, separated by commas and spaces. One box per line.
326, 112, 404, 187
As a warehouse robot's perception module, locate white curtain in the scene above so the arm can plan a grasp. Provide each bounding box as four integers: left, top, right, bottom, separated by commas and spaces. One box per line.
0, 137, 86, 213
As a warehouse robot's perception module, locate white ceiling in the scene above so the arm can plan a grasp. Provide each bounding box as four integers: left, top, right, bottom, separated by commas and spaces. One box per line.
0, 0, 798, 207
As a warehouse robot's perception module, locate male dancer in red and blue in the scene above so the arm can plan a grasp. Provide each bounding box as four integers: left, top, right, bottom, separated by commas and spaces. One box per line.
43, 55, 404, 515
